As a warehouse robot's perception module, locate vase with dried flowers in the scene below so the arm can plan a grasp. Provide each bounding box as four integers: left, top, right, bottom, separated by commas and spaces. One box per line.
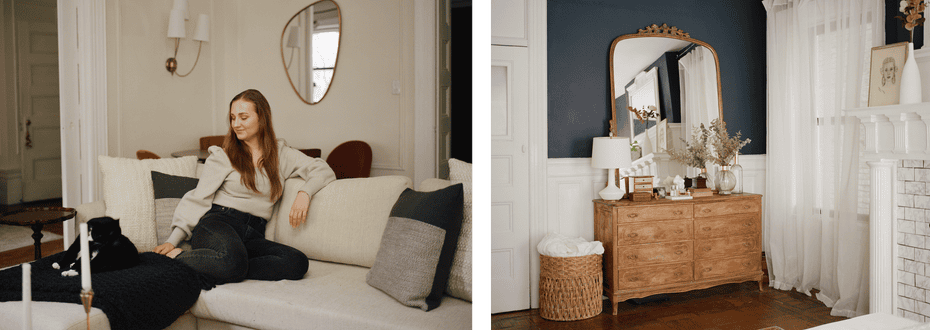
668, 123, 713, 187
897, 0, 926, 104
709, 119, 751, 194
628, 105, 659, 154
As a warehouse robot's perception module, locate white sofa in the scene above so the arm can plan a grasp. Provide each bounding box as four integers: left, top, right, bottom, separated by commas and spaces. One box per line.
0, 174, 471, 330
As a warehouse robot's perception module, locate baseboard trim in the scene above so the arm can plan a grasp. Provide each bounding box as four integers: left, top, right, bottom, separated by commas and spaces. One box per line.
0, 170, 22, 206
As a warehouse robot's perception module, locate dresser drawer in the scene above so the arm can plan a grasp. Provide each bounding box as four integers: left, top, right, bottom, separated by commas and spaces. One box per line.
617, 241, 693, 267
694, 199, 761, 218
615, 204, 692, 223
694, 214, 759, 240
616, 262, 692, 290
694, 236, 759, 260
695, 255, 760, 280
617, 220, 692, 246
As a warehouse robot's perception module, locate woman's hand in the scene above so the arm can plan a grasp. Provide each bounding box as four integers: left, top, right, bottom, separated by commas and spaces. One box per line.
289, 191, 311, 228
153, 242, 176, 255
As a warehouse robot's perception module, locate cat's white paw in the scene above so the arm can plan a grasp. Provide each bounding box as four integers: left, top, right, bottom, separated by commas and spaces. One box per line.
52, 262, 60, 269
61, 269, 78, 277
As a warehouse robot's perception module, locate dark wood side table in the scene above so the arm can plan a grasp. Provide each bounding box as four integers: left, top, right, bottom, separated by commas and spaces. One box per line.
0, 207, 76, 260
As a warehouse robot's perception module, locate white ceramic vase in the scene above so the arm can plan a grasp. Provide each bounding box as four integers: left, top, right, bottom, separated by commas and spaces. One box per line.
900, 42, 922, 104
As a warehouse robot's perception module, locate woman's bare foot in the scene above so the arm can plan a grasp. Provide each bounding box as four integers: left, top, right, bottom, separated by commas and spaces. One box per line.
166, 248, 184, 259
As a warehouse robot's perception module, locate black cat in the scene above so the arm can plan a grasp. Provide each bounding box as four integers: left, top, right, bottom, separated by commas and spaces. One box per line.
53, 217, 140, 276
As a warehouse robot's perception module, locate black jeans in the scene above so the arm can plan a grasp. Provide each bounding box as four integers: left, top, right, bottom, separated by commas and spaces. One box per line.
176, 204, 308, 285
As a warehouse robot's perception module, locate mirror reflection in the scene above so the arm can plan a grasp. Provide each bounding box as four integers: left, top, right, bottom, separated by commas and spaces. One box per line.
610, 36, 722, 162
282, 0, 341, 104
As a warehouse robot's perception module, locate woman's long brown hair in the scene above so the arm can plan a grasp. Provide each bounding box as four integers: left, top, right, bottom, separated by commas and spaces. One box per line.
224, 89, 283, 202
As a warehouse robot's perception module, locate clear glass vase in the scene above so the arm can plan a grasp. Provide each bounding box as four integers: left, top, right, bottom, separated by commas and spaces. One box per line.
731, 154, 744, 194
716, 166, 737, 195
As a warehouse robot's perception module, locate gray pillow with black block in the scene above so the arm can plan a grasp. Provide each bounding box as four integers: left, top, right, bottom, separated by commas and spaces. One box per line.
366, 183, 464, 311
151, 171, 199, 244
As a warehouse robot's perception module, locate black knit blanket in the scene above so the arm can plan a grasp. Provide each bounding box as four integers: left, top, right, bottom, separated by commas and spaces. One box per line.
0, 252, 201, 330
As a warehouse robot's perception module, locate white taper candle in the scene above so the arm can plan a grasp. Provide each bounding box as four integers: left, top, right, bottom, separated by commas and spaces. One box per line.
80, 223, 91, 291
22, 263, 31, 330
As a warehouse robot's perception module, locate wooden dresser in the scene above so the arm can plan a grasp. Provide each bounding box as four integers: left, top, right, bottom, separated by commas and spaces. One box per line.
593, 193, 763, 314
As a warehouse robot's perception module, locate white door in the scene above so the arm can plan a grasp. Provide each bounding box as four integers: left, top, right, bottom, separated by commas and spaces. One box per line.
17, 0, 61, 202
491, 45, 530, 313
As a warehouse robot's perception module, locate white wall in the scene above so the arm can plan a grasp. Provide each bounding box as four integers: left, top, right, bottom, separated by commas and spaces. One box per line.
106, 0, 419, 179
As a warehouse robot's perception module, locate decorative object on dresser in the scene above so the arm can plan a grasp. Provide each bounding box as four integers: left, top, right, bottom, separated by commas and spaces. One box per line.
708, 119, 750, 195
593, 194, 763, 314
591, 137, 633, 200
624, 176, 655, 202
668, 124, 713, 183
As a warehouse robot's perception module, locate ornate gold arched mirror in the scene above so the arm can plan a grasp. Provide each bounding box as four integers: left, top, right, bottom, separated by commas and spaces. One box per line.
609, 24, 723, 160
281, 0, 342, 104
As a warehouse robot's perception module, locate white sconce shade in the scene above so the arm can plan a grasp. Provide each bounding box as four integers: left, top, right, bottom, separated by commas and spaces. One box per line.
172, 0, 190, 20
286, 27, 299, 48
167, 9, 185, 39
193, 14, 210, 42
591, 137, 631, 169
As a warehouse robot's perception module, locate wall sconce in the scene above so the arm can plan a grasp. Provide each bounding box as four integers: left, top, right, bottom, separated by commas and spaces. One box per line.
166, 0, 209, 77
284, 27, 299, 69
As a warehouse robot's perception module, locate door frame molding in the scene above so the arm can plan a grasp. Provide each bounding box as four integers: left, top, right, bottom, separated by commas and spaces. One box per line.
58, 0, 107, 246
527, 0, 547, 309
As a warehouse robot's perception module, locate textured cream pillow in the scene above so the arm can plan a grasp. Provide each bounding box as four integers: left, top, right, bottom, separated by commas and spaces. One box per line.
273, 176, 412, 268
98, 155, 198, 252
447, 158, 472, 301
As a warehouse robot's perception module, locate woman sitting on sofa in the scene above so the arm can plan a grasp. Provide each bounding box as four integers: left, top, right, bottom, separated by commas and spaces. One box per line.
153, 89, 336, 285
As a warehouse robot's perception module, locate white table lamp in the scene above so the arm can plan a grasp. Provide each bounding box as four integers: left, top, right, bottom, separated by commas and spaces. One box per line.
592, 137, 632, 200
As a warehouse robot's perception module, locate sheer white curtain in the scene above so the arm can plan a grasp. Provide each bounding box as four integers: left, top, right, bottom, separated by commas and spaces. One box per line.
763, 0, 881, 317
679, 46, 720, 182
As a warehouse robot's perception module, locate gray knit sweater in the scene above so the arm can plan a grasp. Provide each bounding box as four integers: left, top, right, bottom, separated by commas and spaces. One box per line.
165, 141, 337, 247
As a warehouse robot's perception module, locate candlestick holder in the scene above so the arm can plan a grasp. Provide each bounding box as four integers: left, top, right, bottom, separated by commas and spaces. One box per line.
80, 289, 93, 330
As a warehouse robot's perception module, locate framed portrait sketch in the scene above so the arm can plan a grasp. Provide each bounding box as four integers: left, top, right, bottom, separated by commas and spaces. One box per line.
868, 42, 909, 107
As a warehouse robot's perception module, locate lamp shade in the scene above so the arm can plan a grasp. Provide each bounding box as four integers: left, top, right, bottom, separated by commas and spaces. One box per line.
167, 9, 186, 39
193, 14, 210, 42
286, 26, 299, 48
591, 137, 631, 169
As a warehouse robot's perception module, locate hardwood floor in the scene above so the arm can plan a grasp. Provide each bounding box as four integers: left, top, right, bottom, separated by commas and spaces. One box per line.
492, 255, 848, 330
0, 199, 65, 269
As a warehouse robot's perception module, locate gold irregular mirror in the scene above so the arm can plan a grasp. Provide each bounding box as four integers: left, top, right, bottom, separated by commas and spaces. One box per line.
281, 0, 342, 104
609, 24, 723, 161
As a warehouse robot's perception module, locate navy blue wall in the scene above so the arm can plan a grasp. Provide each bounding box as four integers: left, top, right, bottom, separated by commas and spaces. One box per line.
548, 0, 767, 157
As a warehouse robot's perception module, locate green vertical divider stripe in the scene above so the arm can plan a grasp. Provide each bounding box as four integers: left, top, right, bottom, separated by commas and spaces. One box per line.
472, 0, 491, 329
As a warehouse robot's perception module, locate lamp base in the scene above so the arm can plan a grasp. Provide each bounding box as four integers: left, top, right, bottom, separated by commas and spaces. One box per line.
599, 168, 626, 200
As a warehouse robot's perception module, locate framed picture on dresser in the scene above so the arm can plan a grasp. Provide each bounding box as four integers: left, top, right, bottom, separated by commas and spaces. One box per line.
868, 42, 908, 107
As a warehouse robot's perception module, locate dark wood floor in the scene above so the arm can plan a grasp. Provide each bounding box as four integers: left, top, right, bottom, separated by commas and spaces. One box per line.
0, 199, 65, 269
492, 259, 849, 330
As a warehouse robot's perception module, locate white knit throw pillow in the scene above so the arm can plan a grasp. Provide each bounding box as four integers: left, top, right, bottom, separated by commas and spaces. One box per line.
98, 155, 198, 252
447, 158, 472, 301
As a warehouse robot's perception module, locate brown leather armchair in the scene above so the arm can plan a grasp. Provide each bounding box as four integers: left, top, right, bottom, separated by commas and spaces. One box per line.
326, 141, 372, 179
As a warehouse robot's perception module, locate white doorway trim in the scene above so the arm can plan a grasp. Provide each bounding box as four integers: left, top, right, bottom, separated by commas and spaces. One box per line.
413, 0, 437, 187
57, 0, 107, 247
527, 0, 548, 309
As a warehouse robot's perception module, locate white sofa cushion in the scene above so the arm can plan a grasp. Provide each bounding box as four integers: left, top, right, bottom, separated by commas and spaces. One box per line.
97, 155, 198, 252
271, 176, 411, 268
447, 158, 473, 301
189, 260, 472, 330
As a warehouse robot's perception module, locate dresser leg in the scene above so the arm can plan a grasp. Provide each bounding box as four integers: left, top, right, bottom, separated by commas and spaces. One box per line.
612, 300, 619, 315
758, 280, 764, 291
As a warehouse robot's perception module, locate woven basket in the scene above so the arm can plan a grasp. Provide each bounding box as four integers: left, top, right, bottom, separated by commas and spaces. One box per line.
539, 254, 603, 321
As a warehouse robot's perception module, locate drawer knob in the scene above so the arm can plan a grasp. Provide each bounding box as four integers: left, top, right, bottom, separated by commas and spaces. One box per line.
628, 213, 639, 218
705, 268, 713, 272
702, 209, 712, 213
744, 262, 752, 267
673, 210, 683, 215
703, 247, 711, 251
674, 229, 683, 234
675, 250, 683, 255
743, 242, 751, 247
743, 222, 752, 227
702, 227, 712, 231
628, 255, 638, 260
629, 277, 639, 282
628, 233, 638, 238
743, 205, 751, 209
674, 272, 683, 277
